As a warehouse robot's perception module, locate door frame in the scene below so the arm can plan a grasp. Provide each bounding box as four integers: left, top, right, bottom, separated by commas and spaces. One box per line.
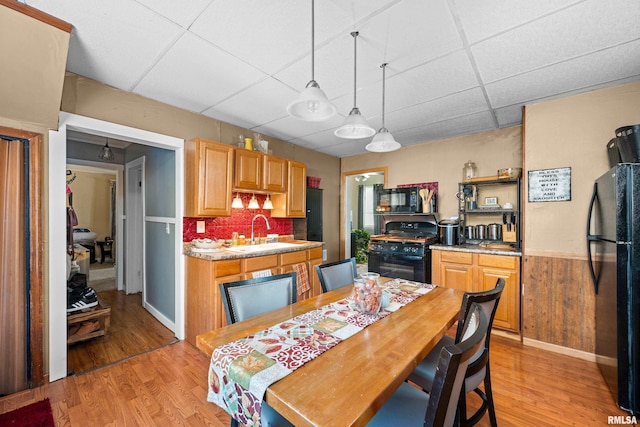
48, 112, 184, 381
340, 167, 387, 259
125, 157, 145, 295
65, 160, 124, 291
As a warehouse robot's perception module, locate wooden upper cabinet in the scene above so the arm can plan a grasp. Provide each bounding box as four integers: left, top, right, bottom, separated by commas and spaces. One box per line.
235, 150, 288, 193
263, 155, 287, 193
234, 149, 262, 191
272, 160, 306, 218
184, 138, 233, 217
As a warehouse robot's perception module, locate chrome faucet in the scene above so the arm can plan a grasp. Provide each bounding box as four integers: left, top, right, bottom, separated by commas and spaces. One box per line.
251, 214, 271, 245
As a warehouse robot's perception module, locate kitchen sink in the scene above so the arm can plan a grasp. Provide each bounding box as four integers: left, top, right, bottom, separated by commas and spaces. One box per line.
225, 242, 302, 254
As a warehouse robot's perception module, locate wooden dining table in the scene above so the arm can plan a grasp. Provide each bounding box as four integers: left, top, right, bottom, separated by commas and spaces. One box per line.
197, 279, 463, 427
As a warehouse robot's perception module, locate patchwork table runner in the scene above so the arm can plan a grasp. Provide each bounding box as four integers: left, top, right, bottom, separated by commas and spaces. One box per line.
207, 278, 435, 427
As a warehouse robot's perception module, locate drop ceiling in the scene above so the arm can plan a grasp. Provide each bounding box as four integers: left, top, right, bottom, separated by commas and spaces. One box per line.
24, 0, 640, 158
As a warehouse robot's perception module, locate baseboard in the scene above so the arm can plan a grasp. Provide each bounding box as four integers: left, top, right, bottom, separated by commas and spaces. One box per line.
523, 337, 596, 362
144, 301, 176, 334
492, 328, 522, 341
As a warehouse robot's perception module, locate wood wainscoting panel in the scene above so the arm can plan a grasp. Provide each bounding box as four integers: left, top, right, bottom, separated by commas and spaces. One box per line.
522, 255, 595, 353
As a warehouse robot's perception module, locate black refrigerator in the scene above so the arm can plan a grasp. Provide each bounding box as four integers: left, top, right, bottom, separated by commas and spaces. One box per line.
587, 163, 640, 416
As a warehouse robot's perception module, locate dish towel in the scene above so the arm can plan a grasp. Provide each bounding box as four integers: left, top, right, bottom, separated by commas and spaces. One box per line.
292, 263, 311, 295
252, 269, 272, 279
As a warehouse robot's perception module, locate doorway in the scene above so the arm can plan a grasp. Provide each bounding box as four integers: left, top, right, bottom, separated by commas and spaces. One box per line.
48, 112, 184, 381
341, 167, 387, 260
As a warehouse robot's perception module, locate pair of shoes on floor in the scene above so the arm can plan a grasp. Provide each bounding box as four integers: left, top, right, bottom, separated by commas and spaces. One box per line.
68, 286, 96, 301
68, 320, 100, 337
67, 287, 98, 313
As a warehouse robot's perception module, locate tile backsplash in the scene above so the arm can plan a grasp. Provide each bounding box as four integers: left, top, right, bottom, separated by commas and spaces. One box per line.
183, 193, 293, 242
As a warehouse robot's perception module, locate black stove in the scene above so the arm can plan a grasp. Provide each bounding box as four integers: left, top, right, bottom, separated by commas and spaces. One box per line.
368, 214, 440, 283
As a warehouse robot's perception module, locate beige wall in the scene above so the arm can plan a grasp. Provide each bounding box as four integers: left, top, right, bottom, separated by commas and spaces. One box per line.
341, 126, 522, 220
524, 81, 640, 256
0, 4, 69, 131
61, 74, 342, 261
67, 168, 115, 243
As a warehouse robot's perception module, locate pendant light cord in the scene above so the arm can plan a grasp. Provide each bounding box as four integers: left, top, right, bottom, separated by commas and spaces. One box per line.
311, 0, 315, 82
351, 31, 358, 107
381, 63, 388, 129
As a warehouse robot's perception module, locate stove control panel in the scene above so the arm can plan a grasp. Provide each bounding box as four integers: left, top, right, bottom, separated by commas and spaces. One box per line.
369, 241, 426, 256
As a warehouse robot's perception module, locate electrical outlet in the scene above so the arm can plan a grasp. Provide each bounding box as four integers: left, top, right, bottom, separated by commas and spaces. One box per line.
196, 221, 205, 233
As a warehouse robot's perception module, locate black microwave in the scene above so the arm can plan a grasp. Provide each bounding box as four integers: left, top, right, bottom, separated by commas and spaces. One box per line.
375, 187, 422, 213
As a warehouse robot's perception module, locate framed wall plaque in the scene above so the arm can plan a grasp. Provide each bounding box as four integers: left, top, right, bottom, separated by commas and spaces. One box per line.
528, 167, 571, 202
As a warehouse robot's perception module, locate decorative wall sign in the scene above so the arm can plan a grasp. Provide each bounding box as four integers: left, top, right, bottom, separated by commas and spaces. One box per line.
528, 167, 571, 202
397, 181, 439, 194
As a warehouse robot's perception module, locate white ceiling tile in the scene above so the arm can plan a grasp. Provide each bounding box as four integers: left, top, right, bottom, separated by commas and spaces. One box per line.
394, 111, 496, 144
188, 0, 387, 76
383, 88, 490, 132
134, 32, 266, 112
471, 0, 640, 83
453, 0, 583, 43
485, 39, 640, 108
202, 78, 298, 128
357, 0, 462, 70
135, 0, 212, 28
495, 105, 524, 127
397, 51, 479, 101
26, 0, 184, 91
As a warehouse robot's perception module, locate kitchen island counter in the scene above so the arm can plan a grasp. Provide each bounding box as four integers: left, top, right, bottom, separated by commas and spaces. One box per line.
430, 243, 522, 257
183, 240, 323, 261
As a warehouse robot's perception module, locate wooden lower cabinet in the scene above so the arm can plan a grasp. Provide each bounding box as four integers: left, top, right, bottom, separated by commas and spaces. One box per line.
185, 246, 323, 346
432, 250, 521, 332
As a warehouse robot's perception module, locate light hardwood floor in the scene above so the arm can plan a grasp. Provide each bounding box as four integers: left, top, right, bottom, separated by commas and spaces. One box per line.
0, 333, 631, 426
67, 289, 177, 374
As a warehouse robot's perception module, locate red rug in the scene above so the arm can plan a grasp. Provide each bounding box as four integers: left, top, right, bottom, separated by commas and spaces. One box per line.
0, 398, 54, 426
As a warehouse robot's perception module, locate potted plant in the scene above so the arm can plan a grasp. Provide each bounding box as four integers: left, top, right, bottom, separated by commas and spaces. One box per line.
353, 229, 370, 264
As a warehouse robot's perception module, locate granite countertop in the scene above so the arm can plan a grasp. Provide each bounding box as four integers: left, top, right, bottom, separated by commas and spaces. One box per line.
183, 240, 324, 261
429, 243, 522, 257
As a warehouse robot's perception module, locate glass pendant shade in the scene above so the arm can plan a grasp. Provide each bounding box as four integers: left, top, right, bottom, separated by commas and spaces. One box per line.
263, 195, 273, 210
365, 128, 401, 152
287, 0, 336, 122
366, 63, 401, 153
335, 31, 375, 139
231, 193, 244, 209
335, 107, 376, 139
287, 80, 336, 121
98, 140, 114, 161
248, 194, 260, 209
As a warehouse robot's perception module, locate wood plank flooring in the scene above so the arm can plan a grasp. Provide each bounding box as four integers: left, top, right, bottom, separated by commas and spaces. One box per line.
1, 333, 631, 426
67, 289, 177, 374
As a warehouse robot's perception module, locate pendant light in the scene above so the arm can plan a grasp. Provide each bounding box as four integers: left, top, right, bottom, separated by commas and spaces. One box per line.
366, 63, 401, 153
263, 195, 274, 210
98, 138, 114, 161
335, 31, 375, 139
248, 194, 260, 209
231, 193, 244, 209
286, 0, 336, 122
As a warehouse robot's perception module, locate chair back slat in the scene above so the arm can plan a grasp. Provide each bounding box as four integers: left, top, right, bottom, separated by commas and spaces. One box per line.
315, 257, 357, 293
426, 303, 488, 427
219, 273, 297, 324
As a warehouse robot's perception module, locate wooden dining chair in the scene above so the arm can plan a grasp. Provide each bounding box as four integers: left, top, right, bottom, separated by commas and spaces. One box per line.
219, 272, 297, 324
407, 278, 505, 427
315, 257, 357, 293
219, 272, 298, 427
366, 303, 488, 427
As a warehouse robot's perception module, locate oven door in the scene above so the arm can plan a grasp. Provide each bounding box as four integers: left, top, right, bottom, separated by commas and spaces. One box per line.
368, 251, 431, 283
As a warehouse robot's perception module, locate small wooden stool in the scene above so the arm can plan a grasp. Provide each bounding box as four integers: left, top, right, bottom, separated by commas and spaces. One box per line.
96, 240, 113, 264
